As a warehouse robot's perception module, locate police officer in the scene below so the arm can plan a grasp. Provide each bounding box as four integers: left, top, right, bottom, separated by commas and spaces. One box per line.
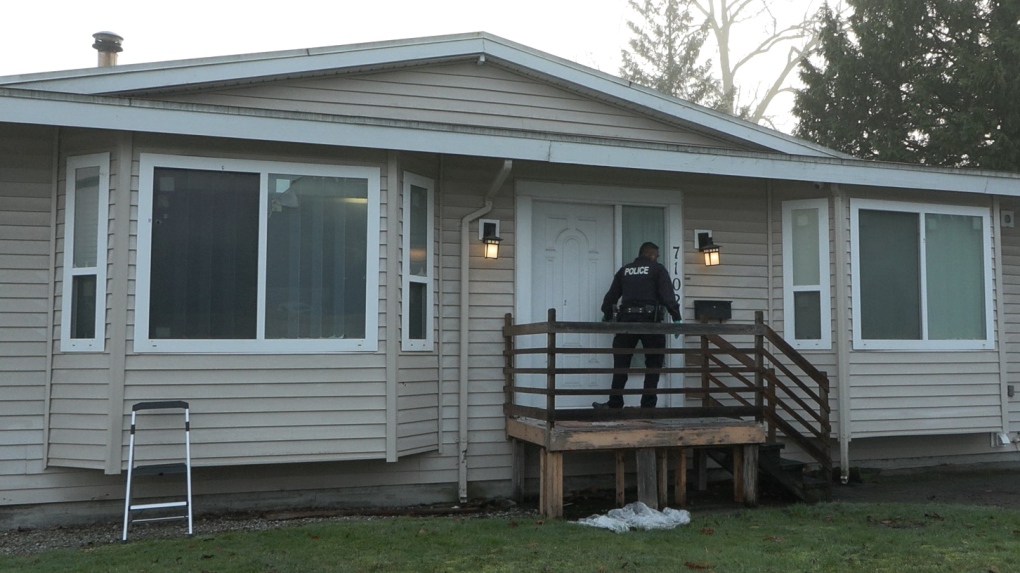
594, 242, 681, 409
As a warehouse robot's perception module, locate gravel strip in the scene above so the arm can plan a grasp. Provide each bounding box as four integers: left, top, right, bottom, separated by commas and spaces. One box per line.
1, 503, 532, 557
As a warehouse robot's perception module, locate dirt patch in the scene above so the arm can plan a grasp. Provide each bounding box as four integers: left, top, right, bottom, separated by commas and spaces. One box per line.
831, 463, 1020, 509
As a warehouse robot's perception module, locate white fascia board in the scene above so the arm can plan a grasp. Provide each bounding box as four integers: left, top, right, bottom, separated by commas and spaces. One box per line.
548, 143, 1020, 195
478, 38, 843, 159
0, 35, 490, 95
4, 90, 1020, 197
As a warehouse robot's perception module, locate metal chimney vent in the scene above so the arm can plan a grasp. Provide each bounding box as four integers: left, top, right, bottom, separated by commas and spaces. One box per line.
92, 32, 123, 67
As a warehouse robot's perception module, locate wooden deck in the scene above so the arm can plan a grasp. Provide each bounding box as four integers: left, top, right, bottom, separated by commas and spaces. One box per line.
501, 310, 833, 516
507, 416, 766, 517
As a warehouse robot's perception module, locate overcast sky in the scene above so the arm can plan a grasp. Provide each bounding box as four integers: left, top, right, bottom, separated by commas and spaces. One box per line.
3, 0, 821, 131
2, 0, 635, 75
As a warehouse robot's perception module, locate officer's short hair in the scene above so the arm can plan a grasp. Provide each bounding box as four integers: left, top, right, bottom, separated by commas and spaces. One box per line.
639, 242, 659, 257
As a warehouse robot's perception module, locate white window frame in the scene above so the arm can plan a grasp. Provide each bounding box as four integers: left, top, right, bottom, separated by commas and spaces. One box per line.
401, 172, 435, 351
61, 153, 110, 352
134, 153, 381, 354
850, 198, 995, 351
782, 198, 831, 350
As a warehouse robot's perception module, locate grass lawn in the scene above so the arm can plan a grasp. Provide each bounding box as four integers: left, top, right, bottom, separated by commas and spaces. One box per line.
2, 502, 1018, 572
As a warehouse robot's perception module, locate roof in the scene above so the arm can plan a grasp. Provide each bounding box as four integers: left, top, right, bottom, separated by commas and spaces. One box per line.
1, 32, 1018, 195
0, 32, 838, 158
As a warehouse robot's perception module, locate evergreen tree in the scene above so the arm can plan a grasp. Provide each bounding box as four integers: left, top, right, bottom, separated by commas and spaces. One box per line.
795, 0, 1020, 170
620, 0, 721, 107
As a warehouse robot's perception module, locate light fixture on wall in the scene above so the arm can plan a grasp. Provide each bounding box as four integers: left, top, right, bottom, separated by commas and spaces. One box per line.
480, 219, 502, 259
696, 229, 721, 266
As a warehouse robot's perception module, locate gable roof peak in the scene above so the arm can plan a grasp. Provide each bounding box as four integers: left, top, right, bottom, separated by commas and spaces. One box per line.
0, 31, 841, 158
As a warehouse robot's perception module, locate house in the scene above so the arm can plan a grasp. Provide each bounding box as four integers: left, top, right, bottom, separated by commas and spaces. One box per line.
2, 32, 1019, 527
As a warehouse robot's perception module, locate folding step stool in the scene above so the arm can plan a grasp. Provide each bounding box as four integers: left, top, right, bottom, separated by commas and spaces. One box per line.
122, 401, 193, 541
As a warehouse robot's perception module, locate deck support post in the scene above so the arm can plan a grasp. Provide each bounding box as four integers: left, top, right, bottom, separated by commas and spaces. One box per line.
511, 439, 527, 503
696, 450, 708, 491
539, 449, 563, 517
733, 446, 745, 503
742, 444, 759, 507
675, 447, 688, 507
657, 449, 668, 509
636, 448, 658, 509
615, 450, 626, 506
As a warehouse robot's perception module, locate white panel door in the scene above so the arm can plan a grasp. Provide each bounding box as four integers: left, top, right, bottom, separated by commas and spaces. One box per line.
527, 200, 616, 409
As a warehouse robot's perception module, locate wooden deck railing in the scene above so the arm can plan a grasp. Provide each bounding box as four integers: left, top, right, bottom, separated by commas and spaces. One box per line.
502, 309, 832, 475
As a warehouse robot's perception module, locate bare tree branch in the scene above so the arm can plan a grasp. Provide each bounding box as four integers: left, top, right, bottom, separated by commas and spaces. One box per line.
623, 0, 823, 126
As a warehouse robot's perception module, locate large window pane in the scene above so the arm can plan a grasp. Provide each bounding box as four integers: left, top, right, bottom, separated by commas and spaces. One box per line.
791, 207, 820, 286
71, 275, 97, 339
621, 205, 665, 366
794, 291, 821, 340
408, 282, 427, 340
859, 209, 921, 340
408, 184, 428, 277
266, 175, 368, 339
149, 168, 260, 339
72, 166, 100, 269
926, 213, 985, 339
622, 206, 665, 261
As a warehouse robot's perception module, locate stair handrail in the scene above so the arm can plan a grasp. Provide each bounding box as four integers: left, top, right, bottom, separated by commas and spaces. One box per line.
696, 313, 831, 476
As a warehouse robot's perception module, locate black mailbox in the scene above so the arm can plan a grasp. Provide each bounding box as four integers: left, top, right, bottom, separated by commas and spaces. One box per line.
693, 300, 732, 321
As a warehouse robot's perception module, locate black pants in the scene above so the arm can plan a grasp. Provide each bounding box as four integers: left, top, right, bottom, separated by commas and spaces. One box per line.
607, 331, 666, 408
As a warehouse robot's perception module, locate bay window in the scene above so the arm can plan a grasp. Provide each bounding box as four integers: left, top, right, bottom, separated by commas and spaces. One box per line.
135, 154, 380, 353
850, 199, 993, 350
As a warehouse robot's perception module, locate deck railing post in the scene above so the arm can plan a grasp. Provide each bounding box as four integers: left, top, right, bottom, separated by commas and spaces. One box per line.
504, 313, 515, 418
754, 311, 765, 422
546, 308, 557, 425
700, 335, 710, 408
766, 371, 777, 442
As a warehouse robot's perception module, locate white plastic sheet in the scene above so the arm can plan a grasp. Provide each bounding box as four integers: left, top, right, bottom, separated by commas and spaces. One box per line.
576, 501, 691, 533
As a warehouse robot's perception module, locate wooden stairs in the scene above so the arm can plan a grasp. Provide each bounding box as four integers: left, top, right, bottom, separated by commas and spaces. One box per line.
708, 441, 831, 503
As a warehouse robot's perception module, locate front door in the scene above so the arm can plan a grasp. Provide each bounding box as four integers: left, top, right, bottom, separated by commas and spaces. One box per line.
515, 183, 684, 410
528, 200, 616, 408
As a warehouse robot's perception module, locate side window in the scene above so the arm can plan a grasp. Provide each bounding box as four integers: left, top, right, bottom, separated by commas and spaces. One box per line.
782, 199, 831, 350
61, 153, 110, 352
402, 173, 435, 351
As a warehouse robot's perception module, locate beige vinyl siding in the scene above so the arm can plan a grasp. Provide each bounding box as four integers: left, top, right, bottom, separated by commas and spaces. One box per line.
396, 359, 440, 456
436, 156, 516, 479
684, 179, 769, 323
0, 123, 54, 484
843, 187, 1003, 438
119, 357, 390, 468
46, 356, 110, 469
847, 353, 1002, 437
155, 62, 749, 151
998, 198, 1020, 433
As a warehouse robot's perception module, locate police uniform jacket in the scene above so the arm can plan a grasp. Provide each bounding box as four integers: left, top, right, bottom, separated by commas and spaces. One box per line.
601, 256, 681, 322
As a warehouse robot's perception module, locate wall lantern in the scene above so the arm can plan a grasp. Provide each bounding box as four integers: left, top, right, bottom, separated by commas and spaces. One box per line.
480, 219, 502, 259
696, 229, 721, 266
